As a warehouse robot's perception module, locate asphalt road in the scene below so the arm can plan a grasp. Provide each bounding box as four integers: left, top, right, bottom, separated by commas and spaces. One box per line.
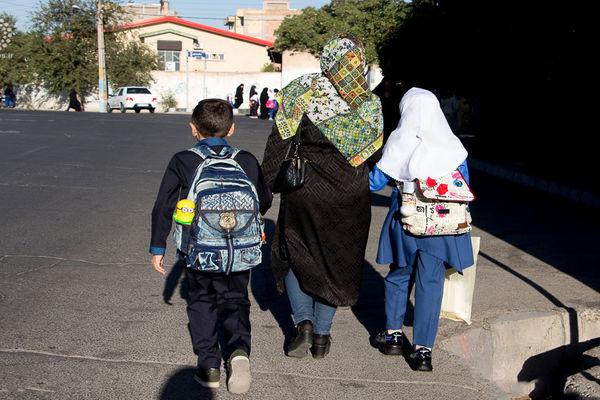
0, 109, 597, 399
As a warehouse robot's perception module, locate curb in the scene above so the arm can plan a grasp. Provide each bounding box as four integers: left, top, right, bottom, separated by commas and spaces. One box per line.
439, 307, 600, 396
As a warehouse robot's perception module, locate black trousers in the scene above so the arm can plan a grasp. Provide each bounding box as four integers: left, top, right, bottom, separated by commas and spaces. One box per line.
185, 269, 251, 369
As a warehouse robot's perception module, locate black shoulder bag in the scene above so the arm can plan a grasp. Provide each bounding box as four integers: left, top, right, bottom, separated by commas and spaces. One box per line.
273, 131, 306, 194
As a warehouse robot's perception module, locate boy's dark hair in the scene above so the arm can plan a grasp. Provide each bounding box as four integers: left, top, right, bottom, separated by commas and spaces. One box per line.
191, 99, 233, 137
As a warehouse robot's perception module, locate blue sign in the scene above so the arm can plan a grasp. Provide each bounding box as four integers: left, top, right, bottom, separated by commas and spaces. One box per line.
187, 51, 206, 59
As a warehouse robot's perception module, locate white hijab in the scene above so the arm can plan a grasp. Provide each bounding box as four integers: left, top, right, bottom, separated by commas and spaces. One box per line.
377, 87, 468, 181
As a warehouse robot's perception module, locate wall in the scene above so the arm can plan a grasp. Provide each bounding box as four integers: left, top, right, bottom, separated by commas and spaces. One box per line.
15, 54, 383, 112
148, 70, 283, 111
15, 71, 284, 112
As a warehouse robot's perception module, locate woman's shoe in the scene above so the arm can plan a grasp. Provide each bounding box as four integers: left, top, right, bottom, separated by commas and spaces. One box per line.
310, 334, 331, 359
287, 320, 314, 358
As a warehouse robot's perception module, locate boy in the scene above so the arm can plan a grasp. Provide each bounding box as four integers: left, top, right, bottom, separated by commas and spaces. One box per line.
150, 99, 272, 393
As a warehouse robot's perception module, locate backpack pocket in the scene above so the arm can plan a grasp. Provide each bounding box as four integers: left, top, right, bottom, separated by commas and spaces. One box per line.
187, 248, 222, 272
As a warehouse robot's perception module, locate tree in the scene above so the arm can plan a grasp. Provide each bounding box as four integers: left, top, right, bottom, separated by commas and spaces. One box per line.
23, 0, 157, 100
0, 13, 33, 85
273, 0, 408, 65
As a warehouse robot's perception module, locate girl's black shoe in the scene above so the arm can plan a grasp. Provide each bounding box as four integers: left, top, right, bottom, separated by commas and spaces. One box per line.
287, 320, 313, 358
408, 347, 433, 371
375, 330, 404, 355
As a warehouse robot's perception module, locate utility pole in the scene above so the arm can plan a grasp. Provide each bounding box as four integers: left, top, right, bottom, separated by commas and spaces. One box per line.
97, 0, 107, 113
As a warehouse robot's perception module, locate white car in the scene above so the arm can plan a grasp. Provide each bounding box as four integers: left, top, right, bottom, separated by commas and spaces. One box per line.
107, 87, 158, 113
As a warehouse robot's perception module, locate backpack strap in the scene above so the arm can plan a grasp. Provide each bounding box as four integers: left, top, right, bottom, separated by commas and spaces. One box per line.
188, 144, 215, 159
188, 144, 240, 160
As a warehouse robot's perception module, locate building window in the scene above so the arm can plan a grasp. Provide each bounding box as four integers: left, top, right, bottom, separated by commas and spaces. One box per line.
157, 40, 182, 71
158, 50, 180, 71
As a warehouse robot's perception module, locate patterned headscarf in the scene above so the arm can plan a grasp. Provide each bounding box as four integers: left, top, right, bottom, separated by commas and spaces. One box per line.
274, 36, 383, 167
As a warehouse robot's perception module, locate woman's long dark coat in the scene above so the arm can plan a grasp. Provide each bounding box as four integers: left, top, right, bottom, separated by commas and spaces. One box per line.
261, 115, 372, 306
234, 85, 244, 108
259, 88, 269, 119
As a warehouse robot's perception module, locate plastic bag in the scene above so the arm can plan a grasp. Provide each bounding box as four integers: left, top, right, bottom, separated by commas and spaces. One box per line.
440, 236, 480, 324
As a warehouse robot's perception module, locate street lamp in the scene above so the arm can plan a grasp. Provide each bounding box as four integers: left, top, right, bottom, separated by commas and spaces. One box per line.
96, 0, 107, 113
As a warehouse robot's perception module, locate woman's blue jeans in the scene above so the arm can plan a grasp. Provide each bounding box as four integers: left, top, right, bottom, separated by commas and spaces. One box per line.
285, 269, 337, 335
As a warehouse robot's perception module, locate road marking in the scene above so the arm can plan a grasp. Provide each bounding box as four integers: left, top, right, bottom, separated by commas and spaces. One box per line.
20, 146, 48, 156
0, 118, 39, 122
23, 386, 56, 393
0, 348, 479, 391
1, 254, 145, 266
0, 182, 97, 190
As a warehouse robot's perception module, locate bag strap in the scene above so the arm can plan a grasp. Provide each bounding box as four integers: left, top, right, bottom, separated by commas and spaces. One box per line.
188, 144, 240, 160
284, 128, 302, 158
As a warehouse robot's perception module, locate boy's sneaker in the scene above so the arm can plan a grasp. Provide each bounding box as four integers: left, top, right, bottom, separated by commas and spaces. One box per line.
194, 367, 220, 388
375, 330, 404, 355
227, 349, 251, 394
408, 347, 433, 371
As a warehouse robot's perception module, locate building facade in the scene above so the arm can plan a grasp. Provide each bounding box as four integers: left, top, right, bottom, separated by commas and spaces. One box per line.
120, 16, 274, 73
224, 1, 302, 42
122, 1, 178, 24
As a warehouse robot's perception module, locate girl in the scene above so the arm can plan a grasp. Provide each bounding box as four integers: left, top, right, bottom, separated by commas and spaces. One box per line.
370, 87, 474, 371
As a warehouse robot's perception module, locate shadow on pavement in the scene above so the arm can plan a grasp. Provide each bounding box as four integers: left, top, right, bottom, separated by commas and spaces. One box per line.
469, 169, 600, 293
482, 251, 600, 398
249, 218, 295, 351
163, 259, 189, 304
351, 260, 415, 351
518, 337, 600, 399
158, 367, 215, 400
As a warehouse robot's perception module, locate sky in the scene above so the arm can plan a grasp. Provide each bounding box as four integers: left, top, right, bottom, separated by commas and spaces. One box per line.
1, 1, 332, 31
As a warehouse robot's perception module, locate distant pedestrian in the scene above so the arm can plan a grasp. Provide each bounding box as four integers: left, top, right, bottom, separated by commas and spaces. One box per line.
267, 89, 278, 120
3, 84, 15, 108
234, 84, 244, 109
248, 85, 258, 118
259, 87, 269, 119
150, 98, 272, 393
370, 87, 474, 372
66, 89, 82, 112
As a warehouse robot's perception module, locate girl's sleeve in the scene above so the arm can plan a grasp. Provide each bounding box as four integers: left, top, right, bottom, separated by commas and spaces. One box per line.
458, 159, 470, 185
369, 165, 391, 191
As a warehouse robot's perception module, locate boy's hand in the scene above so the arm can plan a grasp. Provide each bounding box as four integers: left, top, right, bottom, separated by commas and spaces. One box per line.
152, 255, 166, 275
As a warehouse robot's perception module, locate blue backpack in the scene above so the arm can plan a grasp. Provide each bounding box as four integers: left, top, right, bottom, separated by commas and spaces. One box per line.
174, 144, 265, 275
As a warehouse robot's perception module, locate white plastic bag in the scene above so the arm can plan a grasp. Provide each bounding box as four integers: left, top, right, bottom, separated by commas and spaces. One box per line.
440, 236, 480, 325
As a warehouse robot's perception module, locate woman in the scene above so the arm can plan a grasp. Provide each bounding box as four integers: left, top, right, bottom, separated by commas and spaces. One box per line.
259, 87, 269, 119
249, 85, 258, 118
4, 84, 15, 108
370, 87, 474, 371
267, 89, 278, 120
66, 89, 82, 112
261, 36, 383, 358
234, 84, 244, 109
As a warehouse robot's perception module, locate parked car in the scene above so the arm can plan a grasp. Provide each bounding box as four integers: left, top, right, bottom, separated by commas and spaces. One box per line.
107, 87, 158, 113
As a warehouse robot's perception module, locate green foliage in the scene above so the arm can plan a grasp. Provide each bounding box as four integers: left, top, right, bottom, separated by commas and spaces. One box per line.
2, 0, 157, 97
0, 13, 33, 85
106, 39, 158, 88
160, 89, 177, 111
274, 1, 409, 65
261, 62, 281, 72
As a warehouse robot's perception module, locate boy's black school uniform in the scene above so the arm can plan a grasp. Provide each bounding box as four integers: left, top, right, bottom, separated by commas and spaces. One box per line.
150, 137, 272, 370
